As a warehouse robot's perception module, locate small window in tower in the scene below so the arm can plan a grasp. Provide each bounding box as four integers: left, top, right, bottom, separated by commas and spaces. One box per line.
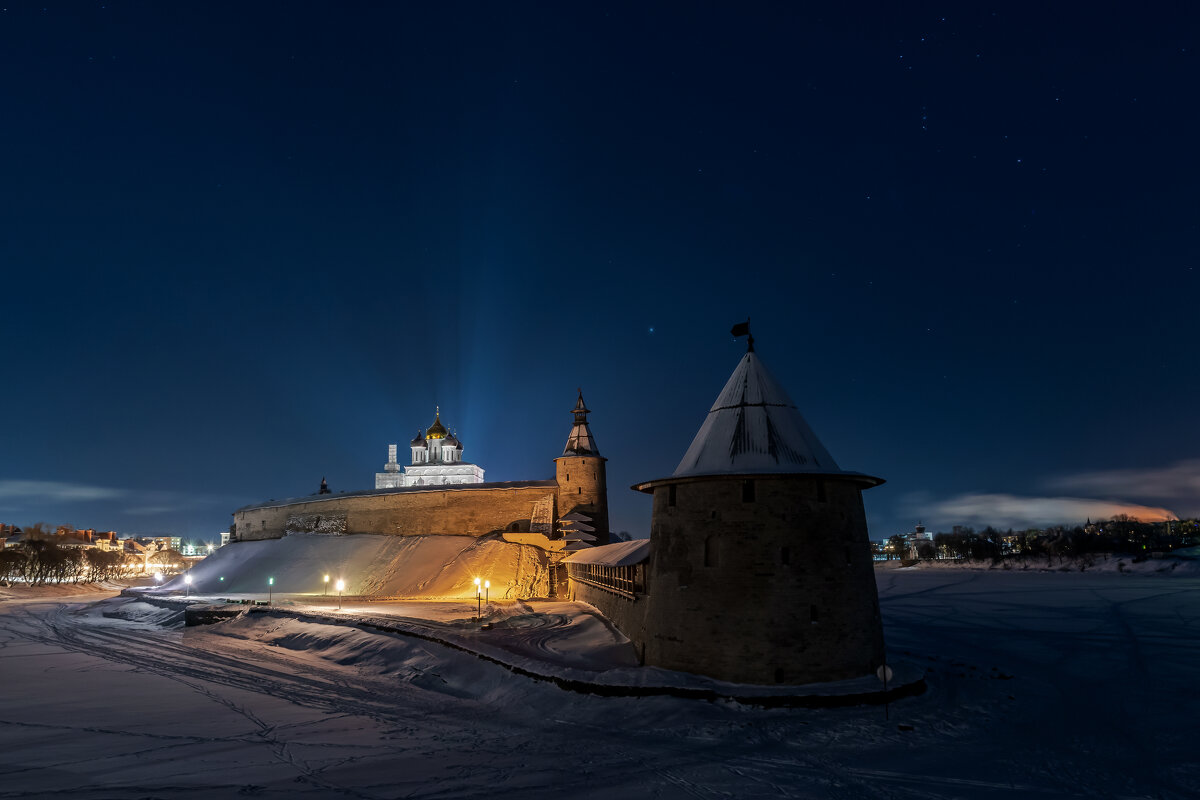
810, 604, 819, 624
566, 473, 570, 482
780, 546, 791, 565
668, 484, 677, 507
578, 487, 582, 495
742, 479, 755, 503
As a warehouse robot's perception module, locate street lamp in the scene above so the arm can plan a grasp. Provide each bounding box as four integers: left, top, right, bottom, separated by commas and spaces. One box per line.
324, 574, 330, 596
268, 576, 274, 605
184, 573, 192, 598
335, 578, 344, 610
484, 580, 490, 606
474, 577, 481, 623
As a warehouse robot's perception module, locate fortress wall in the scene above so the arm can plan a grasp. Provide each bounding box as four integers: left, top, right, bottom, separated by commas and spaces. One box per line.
640, 475, 885, 685
569, 582, 650, 660
234, 483, 559, 542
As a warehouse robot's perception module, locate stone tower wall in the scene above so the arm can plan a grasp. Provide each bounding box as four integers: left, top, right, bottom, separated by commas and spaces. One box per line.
554, 456, 610, 545
639, 475, 885, 685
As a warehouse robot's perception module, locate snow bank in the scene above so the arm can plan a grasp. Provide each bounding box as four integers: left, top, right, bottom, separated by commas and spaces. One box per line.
155, 533, 551, 599
0, 581, 124, 601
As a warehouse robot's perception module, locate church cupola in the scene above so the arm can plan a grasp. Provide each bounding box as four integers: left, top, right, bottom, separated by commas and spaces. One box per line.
410, 429, 427, 464
442, 430, 462, 463
426, 408, 447, 440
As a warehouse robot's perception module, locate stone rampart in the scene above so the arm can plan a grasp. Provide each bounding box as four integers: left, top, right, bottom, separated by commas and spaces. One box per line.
234, 481, 559, 541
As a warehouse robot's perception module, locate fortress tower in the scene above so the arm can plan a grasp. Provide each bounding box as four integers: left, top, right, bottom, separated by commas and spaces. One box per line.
555, 391, 610, 545
633, 343, 886, 685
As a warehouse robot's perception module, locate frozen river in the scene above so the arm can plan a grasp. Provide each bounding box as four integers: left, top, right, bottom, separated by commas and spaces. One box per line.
0, 569, 1197, 798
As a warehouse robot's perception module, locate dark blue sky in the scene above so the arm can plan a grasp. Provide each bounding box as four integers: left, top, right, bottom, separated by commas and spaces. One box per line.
2, 2, 1197, 542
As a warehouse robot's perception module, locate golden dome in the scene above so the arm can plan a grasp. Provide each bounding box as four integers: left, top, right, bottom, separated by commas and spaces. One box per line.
426, 408, 447, 439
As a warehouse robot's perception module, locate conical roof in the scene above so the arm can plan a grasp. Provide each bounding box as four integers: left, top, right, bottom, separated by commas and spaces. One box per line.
561, 390, 601, 457
670, 351, 877, 483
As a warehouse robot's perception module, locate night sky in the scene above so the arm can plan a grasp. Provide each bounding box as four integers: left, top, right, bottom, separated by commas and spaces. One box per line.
2, 2, 1197, 543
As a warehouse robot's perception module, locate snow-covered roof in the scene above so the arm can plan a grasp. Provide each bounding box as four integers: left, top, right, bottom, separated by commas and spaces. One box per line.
668, 351, 881, 484
563, 538, 650, 566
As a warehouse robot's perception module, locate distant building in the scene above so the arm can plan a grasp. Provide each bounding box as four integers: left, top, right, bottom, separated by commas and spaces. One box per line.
901, 522, 934, 559
375, 408, 485, 488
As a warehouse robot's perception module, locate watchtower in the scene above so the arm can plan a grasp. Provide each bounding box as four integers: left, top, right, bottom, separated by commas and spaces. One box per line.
633, 342, 886, 685
555, 390, 610, 545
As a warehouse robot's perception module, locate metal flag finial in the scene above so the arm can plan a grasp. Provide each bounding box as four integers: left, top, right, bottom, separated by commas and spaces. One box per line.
730, 318, 754, 352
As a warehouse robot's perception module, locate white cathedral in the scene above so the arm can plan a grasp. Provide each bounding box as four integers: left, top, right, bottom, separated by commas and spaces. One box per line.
375, 408, 486, 489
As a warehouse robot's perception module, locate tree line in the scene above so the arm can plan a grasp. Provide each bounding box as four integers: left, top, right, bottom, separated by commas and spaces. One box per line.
885, 517, 1199, 564
0, 540, 183, 585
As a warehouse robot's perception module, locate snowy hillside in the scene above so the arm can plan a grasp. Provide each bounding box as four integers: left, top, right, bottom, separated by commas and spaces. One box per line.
159, 533, 551, 598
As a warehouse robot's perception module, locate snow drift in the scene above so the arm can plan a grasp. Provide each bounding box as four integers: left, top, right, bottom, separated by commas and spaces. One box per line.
161, 533, 551, 599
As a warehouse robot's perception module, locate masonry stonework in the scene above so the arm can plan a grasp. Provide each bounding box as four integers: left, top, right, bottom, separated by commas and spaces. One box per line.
554, 455, 610, 546
637, 474, 884, 684
233, 481, 560, 542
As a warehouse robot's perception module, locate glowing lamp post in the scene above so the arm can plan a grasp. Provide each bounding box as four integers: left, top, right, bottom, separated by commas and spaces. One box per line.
184, 573, 192, 598
154, 571, 163, 585
484, 580, 490, 606
474, 577, 481, 622
336, 579, 345, 610
324, 574, 330, 596
268, 576, 274, 605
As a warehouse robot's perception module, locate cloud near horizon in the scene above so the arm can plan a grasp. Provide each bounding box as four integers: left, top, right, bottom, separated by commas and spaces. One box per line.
919, 493, 1177, 530
0, 480, 125, 502
1049, 459, 1200, 506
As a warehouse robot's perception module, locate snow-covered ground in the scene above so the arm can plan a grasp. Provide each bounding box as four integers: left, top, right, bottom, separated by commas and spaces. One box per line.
1, 570, 1197, 798
157, 533, 552, 598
